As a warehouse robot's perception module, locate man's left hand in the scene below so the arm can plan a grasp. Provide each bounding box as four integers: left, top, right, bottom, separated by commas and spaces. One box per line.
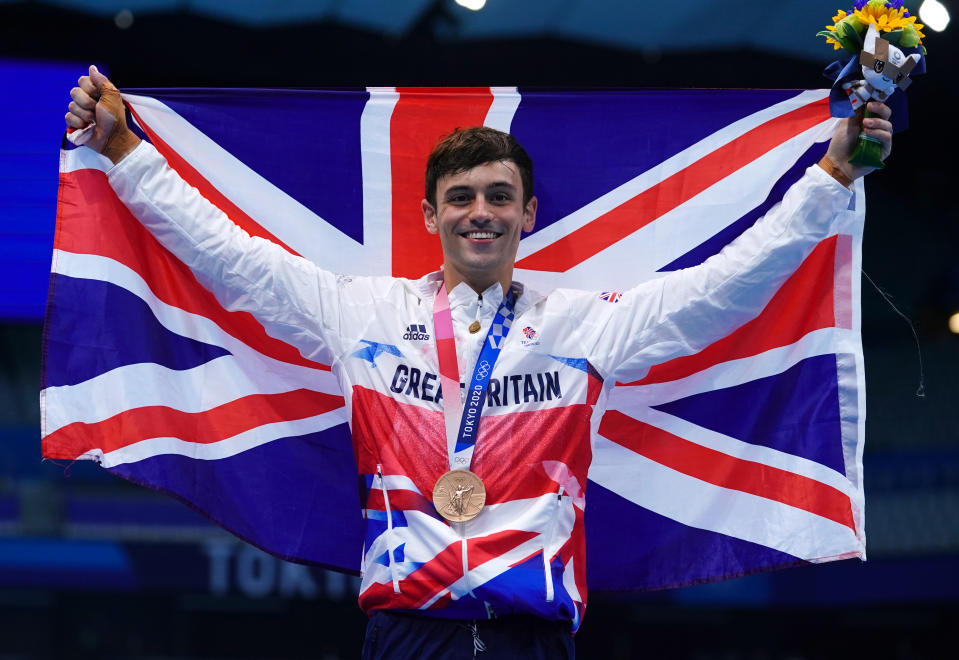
825, 101, 893, 182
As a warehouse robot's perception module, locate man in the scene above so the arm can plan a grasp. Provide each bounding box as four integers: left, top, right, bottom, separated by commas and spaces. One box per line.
66, 66, 892, 659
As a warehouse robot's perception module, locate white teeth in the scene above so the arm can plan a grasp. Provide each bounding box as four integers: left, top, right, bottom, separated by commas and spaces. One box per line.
464, 231, 498, 239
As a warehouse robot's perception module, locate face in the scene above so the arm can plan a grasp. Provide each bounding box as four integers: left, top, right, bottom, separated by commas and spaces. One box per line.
422, 160, 537, 293
863, 57, 898, 96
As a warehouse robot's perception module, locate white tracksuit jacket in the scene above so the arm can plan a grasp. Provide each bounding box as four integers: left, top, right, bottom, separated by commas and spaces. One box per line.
108, 141, 853, 630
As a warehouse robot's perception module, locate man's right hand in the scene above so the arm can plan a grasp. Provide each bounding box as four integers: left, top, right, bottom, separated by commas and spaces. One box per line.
66, 65, 141, 164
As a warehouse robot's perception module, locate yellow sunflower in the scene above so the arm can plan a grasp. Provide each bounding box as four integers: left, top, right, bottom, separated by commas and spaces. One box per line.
823, 22, 842, 50
854, 2, 922, 35
819, 2, 924, 53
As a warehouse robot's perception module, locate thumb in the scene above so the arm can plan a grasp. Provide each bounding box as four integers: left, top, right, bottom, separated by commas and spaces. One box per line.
88, 65, 117, 96
88, 64, 125, 121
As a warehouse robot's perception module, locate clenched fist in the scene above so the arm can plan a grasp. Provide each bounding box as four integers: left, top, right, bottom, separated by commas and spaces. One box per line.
66, 65, 140, 164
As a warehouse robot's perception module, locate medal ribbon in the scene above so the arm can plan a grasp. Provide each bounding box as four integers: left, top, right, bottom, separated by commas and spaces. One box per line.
433, 282, 516, 471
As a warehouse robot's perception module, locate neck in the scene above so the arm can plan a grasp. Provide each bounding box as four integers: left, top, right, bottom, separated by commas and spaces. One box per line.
443, 265, 512, 297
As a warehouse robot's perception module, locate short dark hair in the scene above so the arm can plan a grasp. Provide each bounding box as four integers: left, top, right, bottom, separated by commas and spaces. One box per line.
424, 126, 534, 208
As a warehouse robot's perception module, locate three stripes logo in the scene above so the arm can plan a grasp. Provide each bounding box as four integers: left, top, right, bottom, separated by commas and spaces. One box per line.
403, 324, 430, 341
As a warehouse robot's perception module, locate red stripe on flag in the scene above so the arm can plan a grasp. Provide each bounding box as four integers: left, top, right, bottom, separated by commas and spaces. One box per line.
516, 97, 831, 272
55, 169, 331, 372
390, 88, 495, 279
126, 103, 300, 256
599, 410, 856, 531
43, 388, 344, 460
620, 235, 839, 387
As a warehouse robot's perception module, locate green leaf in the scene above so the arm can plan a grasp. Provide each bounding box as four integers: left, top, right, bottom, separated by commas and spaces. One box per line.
844, 14, 862, 28
885, 28, 904, 46
845, 19, 865, 43
899, 26, 920, 48
833, 20, 865, 53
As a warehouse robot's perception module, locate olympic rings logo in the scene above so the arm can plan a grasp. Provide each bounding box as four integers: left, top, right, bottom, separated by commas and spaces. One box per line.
474, 361, 492, 379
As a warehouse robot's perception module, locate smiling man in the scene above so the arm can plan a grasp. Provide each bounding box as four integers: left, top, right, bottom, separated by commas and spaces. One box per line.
66, 66, 892, 659
422, 129, 537, 296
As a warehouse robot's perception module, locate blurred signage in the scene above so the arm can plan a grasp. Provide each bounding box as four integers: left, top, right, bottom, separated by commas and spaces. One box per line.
0, 537, 360, 600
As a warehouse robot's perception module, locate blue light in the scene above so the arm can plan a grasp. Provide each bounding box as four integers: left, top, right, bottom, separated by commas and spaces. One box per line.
0, 58, 89, 320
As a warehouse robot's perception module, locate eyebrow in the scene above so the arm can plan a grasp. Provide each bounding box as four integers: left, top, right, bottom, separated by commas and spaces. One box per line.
444, 182, 517, 196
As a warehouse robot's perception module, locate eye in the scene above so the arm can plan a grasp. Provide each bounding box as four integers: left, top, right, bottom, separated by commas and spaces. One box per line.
492, 192, 511, 203
873, 60, 885, 74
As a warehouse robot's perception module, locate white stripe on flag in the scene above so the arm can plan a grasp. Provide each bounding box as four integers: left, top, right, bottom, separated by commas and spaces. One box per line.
60, 146, 113, 174
45, 251, 342, 433
485, 87, 522, 134
613, 406, 858, 498
122, 93, 383, 272
590, 435, 863, 561
608, 327, 854, 407
360, 87, 400, 275
43, 356, 340, 434
98, 407, 349, 468
515, 89, 831, 261
51, 250, 337, 375
543, 123, 839, 291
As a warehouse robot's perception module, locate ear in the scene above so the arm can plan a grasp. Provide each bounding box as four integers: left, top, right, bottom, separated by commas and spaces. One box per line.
863, 23, 879, 53
422, 199, 438, 234
522, 196, 537, 233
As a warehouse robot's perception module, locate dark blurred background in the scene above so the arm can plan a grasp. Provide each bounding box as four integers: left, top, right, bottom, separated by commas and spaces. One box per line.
1, 0, 957, 658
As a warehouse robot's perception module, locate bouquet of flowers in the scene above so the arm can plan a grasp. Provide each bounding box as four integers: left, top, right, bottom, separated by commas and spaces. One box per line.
818, 1, 927, 168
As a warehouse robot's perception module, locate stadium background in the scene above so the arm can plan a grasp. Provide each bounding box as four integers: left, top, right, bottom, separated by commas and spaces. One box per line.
1, 1, 956, 657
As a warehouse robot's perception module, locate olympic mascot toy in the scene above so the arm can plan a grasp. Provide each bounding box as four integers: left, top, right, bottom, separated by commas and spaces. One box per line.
818, 1, 927, 169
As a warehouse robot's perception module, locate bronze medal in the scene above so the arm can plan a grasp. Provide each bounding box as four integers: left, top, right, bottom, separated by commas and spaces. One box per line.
433, 469, 486, 522
468, 320, 481, 334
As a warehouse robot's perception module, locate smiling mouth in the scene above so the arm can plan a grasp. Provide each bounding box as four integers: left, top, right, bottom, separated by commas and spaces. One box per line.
461, 231, 501, 240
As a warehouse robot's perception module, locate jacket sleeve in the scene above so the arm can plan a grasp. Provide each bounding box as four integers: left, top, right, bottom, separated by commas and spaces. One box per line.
107, 141, 357, 366
558, 164, 856, 382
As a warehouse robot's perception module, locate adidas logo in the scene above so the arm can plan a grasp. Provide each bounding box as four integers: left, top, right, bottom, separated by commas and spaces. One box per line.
403, 324, 430, 341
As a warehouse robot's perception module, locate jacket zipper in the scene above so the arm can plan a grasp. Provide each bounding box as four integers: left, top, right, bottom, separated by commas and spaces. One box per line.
543, 485, 564, 602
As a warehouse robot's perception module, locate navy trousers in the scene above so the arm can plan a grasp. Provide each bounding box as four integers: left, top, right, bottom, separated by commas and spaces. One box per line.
361, 611, 575, 659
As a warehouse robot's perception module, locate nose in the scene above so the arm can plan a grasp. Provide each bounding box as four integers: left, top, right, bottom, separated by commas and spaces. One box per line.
469, 194, 493, 222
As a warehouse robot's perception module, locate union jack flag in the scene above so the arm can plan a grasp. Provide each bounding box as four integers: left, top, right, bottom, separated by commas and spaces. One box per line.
43, 87, 866, 590
599, 292, 622, 303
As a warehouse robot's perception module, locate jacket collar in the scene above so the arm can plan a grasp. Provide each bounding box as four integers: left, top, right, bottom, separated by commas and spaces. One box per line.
415, 269, 545, 316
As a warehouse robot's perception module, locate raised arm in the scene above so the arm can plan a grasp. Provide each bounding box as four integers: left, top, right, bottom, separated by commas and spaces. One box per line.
564, 103, 892, 381
63, 67, 371, 366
